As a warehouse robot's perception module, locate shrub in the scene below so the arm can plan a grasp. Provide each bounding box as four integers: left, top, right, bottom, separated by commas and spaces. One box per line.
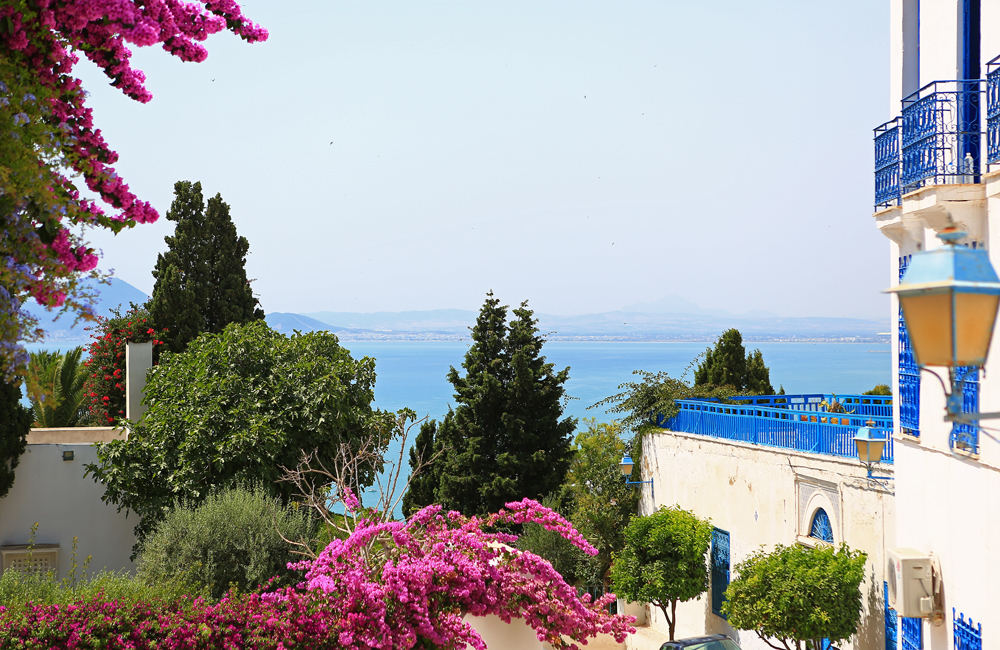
137, 485, 317, 599
610, 504, 713, 640
723, 543, 867, 650
81, 304, 167, 424
0, 567, 202, 609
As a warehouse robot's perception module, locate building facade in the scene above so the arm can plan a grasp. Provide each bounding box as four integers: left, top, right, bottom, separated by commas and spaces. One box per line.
875, 0, 996, 647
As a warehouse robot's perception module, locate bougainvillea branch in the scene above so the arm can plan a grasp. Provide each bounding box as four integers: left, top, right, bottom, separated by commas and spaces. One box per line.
0, 0, 266, 379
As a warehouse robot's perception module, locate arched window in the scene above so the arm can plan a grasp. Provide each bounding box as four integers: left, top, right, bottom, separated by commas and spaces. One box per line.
809, 508, 834, 543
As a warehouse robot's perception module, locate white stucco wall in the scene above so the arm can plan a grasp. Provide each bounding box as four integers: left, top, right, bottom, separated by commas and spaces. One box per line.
0, 437, 136, 578
639, 430, 894, 650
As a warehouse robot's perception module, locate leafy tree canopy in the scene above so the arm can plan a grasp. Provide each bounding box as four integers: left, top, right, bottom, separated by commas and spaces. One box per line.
723, 543, 867, 650
405, 292, 576, 517
694, 328, 774, 394
0, 379, 31, 498
87, 321, 395, 547
863, 384, 892, 396
25, 347, 88, 427
150, 181, 264, 353
609, 504, 713, 640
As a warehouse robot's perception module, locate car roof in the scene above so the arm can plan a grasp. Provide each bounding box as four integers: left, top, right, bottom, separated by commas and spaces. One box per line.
660, 635, 734, 649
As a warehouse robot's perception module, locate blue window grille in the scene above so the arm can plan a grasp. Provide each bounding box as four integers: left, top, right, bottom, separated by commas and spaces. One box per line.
899, 255, 920, 438
902, 617, 922, 650
988, 54, 1000, 166
884, 583, 898, 650
710, 528, 730, 618
810, 509, 834, 543
876, 118, 902, 207
953, 610, 982, 650
901, 79, 983, 193
951, 366, 979, 453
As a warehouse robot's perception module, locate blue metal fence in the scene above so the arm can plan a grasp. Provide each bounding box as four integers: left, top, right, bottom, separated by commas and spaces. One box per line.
953, 610, 982, 650
660, 395, 894, 462
987, 54, 1000, 165
884, 583, 898, 650
901, 617, 922, 650
899, 255, 921, 438
900, 79, 983, 193
952, 366, 980, 453
875, 118, 902, 207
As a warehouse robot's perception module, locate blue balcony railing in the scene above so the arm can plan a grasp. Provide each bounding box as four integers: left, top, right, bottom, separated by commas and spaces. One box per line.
875, 118, 901, 207
900, 79, 983, 193
987, 54, 1000, 165
658, 394, 894, 463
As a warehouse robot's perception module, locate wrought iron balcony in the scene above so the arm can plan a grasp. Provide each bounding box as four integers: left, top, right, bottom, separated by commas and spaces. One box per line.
987, 54, 1000, 165
874, 79, 985, 206
875, 117, 901, 208
657, 394, 894, 462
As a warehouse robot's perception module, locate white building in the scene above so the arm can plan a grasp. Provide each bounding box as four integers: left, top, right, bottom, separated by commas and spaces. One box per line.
638, 395, 896, 650
875, 0, 995, 648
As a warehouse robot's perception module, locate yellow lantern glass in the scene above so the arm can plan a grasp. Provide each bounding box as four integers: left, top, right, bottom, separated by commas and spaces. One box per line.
899, 290, 1000, 367
619, 455, 634, 477
854, 427, 886, 464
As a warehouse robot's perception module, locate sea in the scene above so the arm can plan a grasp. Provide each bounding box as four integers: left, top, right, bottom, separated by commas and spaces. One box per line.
338, 340, 892, 424
26, 339, 891, 515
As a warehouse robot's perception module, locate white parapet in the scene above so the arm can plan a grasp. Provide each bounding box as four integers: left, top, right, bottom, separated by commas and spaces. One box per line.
125, 340, 153, 422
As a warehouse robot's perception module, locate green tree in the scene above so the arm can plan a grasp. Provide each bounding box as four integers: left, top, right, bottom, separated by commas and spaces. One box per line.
565, 419, 639, 584
863, 384, 892, 396
0, 380, 32, 498
87, 321, 395, 546
408, 292, 576, 517
609, 505, 713, 640
723, 543, 867, 650
694, 328, 774, 394
137, 484, 317, 599
25, 347, 88, 427
150, 181, 264, 354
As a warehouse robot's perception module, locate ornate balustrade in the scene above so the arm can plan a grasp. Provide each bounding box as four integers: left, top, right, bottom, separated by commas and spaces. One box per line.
657, 395, 893, 463
874, 79, 985, 205
988, 54, 1000, 165
659, 394, 894, 462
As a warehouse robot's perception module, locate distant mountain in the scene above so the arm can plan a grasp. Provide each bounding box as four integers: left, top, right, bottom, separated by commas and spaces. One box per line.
266, 313, 348, 333
25, 277, 150, 342
301, 308, 888, 342
29, 281, 889, 344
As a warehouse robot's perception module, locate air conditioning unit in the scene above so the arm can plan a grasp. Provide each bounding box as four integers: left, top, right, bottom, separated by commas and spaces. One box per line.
886, 548, 934, 617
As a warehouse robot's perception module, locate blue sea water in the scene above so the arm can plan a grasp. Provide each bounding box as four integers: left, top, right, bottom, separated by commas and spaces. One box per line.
340, 340, 892, 424
27, 339, 890, 515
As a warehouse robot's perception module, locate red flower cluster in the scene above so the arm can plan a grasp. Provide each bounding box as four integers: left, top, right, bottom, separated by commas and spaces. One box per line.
82, 305, 167, 425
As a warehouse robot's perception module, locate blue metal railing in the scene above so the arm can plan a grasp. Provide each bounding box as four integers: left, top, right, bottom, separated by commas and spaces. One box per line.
987, 54, 1000, 165
899, 255, 921, 438
875, 118, 902, 207
659, 394, 894, 463
900, 79, 984, 193
953, 610, 982, 650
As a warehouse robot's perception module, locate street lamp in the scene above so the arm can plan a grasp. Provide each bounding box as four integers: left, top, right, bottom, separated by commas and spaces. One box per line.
854, 422, 893, 482
619, 454, 654, 499
888, 226, 1000, 426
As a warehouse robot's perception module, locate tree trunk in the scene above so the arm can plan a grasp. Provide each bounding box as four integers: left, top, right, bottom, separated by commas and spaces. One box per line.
668, 599, 677, 640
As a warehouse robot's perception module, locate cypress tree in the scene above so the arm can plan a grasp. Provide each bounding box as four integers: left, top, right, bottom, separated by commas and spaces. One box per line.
413, 292, 576, 517
150, 181, 264, 353
0, 380, 32, 498
694, 328, 774, 394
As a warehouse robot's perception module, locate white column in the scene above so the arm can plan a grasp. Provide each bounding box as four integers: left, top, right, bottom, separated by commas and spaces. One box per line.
125, 340, 153, 423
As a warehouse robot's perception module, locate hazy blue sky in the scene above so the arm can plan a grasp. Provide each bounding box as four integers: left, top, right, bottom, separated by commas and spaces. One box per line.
78, 1, 890, 319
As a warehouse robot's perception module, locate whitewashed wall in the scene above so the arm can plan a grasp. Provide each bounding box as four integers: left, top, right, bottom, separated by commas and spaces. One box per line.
639, 430, 894, 650
0, 428, 136, 578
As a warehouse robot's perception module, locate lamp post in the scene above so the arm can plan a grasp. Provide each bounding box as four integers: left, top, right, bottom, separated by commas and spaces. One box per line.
854, 422, 893, 483
619, 454, 654, 499
888, 225, 1000, 427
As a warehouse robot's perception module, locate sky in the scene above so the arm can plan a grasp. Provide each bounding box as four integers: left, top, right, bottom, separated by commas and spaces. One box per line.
77, 0, 892, 319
